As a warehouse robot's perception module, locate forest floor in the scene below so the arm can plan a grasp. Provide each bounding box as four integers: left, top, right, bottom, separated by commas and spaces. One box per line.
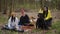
0, 9, 60, 34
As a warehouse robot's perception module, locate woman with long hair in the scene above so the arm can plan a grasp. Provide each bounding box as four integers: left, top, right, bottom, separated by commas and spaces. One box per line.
3, 12, 19, 30
43, 6, 52, 29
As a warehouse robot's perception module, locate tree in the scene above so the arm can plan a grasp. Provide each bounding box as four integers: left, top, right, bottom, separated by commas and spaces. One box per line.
0, 0, 1, 12
9, 0, 14, 18
3, 0, 7, 14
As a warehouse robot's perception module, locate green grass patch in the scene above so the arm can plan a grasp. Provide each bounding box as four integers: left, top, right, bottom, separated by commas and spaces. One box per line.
0, 15, 7, 24
52, 21, 60, 29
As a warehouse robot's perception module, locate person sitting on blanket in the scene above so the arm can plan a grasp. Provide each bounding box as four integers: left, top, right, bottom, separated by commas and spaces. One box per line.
2, 12, 19, 30
17, 8, 34, 32
18, 8, 30, 26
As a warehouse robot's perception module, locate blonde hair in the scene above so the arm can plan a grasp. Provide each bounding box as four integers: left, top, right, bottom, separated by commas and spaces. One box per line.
11, 12, 16, 16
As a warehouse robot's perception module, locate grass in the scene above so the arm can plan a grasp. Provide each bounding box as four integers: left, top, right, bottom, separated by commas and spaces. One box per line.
0, 15, 7, 24
0, 15, 60, 34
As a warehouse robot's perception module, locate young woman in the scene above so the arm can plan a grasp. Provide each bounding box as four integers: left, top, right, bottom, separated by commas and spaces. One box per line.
36, 6, 52, 30
43, 6, 52, 29
3, 12, 19, 30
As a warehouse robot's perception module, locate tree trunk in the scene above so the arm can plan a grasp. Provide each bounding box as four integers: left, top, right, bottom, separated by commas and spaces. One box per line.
9, 0, 14, 18
3, 0, 7, 14
0, 0, 1, 12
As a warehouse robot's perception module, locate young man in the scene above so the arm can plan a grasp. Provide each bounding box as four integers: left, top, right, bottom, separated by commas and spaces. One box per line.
18, 8, 30, 26
18, 8, 34, 32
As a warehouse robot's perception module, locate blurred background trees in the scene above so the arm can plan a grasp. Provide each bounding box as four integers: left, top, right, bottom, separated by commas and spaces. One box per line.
0, 0, 60, 14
